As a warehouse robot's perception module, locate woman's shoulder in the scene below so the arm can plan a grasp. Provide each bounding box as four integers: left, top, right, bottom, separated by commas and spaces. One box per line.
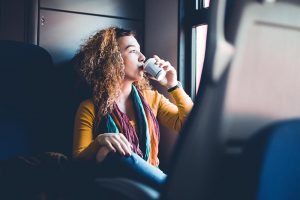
80, 98, 93, 106
140, 88, 160, 97
140, 88, 163, 103
78, 99, 95, 113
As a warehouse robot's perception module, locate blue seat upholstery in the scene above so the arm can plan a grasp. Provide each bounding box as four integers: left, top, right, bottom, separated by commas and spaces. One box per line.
0, 40, 55, 160
240, 119, 300, 200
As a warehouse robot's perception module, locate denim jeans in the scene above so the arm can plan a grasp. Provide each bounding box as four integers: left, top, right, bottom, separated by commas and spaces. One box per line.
97, 152, 167, 190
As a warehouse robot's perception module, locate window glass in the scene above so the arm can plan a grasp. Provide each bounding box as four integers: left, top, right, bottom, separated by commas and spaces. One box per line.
203, 0, 210, 8
193, 25, 208, 95
179, 0, 210, 98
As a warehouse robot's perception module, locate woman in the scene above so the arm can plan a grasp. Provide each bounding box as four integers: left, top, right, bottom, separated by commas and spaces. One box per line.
73, 26, 193, 189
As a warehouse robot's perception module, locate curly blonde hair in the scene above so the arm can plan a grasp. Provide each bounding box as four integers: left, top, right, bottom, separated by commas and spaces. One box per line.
76, 26, 150, 126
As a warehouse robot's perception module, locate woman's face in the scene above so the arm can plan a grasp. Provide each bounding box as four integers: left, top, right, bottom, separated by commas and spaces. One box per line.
118, 35, 146, 82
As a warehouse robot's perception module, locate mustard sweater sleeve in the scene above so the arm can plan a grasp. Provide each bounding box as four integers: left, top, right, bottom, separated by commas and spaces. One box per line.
157, 87, 194, 132
73, 99, 99, 160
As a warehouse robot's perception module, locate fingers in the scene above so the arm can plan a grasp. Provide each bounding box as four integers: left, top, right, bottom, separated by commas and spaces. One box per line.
97, 133, 131, 156
101, 137, 116, 153
95, 147, 110, 163
153, 55, 173, 70
161, 61, 173, 72
119, 133, 133, 152
153, 55, 161, 61
153, 55, 165, 66
110, 135, 131, 156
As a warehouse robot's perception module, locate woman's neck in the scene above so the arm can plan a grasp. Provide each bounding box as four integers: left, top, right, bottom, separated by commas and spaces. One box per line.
118, 81, 133, 103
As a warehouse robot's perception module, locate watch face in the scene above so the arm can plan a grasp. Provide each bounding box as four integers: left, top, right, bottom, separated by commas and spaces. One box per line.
177, 81, 182, 88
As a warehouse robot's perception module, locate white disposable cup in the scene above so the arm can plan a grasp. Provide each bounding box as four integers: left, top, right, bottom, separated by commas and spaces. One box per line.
143, 58, 166, 81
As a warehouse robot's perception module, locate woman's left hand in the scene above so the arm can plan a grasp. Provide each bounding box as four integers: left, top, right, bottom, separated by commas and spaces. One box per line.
153, 55, 178, 88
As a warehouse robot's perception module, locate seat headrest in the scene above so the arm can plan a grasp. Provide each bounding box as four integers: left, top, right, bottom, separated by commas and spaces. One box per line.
0, 40, 53, 70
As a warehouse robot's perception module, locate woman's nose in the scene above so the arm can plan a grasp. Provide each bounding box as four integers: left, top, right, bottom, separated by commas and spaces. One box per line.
139, 52, 146, 62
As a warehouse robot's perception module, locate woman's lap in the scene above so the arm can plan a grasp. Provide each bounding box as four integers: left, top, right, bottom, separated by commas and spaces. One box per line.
97, 152, 167, 190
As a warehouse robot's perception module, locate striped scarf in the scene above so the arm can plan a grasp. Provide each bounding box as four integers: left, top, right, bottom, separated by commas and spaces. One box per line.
97, 85, 160, 166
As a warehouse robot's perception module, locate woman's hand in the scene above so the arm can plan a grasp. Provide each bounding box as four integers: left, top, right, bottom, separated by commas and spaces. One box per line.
95, 133, 132, 163
153, 55, 178, 89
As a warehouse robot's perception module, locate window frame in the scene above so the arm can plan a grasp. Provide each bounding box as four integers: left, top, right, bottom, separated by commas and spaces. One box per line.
178, 0, 210, 99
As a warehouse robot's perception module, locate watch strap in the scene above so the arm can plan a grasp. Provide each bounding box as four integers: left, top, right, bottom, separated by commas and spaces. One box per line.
167, 81, 182, 92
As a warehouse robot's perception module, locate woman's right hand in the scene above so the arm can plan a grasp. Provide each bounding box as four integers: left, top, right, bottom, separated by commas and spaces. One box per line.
95, 133, 132, 162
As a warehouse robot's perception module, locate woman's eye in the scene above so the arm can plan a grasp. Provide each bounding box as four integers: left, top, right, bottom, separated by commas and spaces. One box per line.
130, 49, 141, 55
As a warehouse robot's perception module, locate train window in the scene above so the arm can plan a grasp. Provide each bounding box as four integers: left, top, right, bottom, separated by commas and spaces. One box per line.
179, 0, 210, 100
203, 0, 210, 8
195, 0, 199, 10
192, 25, 207, 94
195, 0, 211, 10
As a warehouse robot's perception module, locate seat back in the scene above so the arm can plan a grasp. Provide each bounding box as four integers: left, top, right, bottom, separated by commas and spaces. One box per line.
163, 0, 300, 199
241, 119, 300, 200
220, 0, 300, 142
163, 0, 234, 199
0, 40, 55, 160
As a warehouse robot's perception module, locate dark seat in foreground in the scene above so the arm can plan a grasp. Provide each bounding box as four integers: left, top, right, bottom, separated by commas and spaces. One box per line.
0, 40, 73, 199
0, 40, 78, 159
0, 40, 55, 159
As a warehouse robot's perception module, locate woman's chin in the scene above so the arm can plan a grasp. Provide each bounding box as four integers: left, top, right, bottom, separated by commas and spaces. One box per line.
137, 71, 144, 79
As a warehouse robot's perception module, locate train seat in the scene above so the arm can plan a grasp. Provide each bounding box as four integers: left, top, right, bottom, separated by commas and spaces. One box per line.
0, 40, 56, 160
240, 119, 300, 200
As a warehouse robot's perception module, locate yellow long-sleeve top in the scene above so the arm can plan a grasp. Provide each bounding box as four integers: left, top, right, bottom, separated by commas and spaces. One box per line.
73, 87, 194, 161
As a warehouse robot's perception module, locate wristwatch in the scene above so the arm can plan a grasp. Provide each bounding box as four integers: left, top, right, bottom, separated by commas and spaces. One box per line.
167, 81, 182, 92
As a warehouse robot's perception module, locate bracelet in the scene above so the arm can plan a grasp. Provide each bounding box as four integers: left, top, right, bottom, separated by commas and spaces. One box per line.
167, 81, 182, 92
